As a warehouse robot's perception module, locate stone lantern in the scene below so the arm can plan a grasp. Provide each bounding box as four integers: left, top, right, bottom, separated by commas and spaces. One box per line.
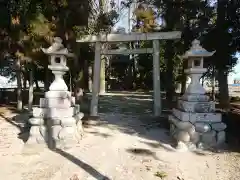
25, 37, 83, 151
42, 37, 70, 91
169, 39, 226, 151
183, 39, 214, 97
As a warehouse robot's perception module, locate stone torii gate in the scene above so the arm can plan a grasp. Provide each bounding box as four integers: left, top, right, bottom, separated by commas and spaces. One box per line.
77, 31, 181, 117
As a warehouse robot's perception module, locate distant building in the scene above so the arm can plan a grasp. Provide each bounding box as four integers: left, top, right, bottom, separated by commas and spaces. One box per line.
234, 79, 240, 84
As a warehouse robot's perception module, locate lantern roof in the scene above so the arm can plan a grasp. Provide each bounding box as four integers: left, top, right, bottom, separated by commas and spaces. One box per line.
42, 37, 74, 57
183, 39, 215, 59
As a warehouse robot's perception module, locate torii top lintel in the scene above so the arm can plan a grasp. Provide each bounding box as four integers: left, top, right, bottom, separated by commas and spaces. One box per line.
76, 31, 181, 43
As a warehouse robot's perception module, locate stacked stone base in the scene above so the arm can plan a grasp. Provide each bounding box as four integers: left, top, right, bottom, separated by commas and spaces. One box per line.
25, 91, 84, 150
169, 95, 226, 150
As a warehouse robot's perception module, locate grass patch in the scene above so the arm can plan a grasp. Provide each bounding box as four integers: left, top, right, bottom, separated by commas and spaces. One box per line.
154, 171, 168, 179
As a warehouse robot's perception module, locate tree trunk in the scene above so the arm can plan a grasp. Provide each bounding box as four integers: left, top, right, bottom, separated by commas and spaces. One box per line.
201, 77, 204, 86
44, 69, 50, 92
132, 43, 138, 89
164, 1, 179, 108
129, 61, 134, 89
28, 68, 34, 111
98, 0, 106, 94
74, 63, 85, 104
180, 61, 187, 95
211, 67, 216, 101
215, 0, 230, 110
35, 79, 39, 90
181, 13, 192, 95
99, 56, 106, 94
88, 64, 93, 92
74, 58, 87, 104
105, 56, 110, 91
69, 71, 72, 93
211, 77, 216, 101
16, 58, 22, 111
74, 84, 83, 104
165, 41, 175, 108
217, 69, 230, 111
23, 74, 27, 91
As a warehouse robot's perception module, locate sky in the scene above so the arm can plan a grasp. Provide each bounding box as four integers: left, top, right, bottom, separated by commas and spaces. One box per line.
114, 2, 240, 84
228, 53, 240, 83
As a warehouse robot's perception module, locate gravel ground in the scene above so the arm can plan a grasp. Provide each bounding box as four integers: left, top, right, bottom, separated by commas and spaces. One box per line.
0, 93, 240, 180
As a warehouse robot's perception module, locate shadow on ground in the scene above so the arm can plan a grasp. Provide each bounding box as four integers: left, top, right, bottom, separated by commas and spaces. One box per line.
82, 92, 240, 154
0, 109, 30, 142
126, 148, 160, 160
54, 148, 111, 180
222, 110, 240, 153
82, 92, 178, 153
1, 92, 240, 155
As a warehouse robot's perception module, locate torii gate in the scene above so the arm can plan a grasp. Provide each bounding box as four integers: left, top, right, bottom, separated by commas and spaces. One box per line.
77, 31, 181, 117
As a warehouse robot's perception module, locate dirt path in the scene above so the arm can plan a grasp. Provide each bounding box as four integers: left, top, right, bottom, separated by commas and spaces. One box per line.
0, 93, 240, 180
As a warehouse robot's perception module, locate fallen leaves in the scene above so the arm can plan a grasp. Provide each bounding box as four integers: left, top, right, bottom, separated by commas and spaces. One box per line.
154, 171, 168, 179
70, 174, 79, 180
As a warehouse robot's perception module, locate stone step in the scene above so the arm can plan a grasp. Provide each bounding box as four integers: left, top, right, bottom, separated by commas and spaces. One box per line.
172, 108, 221, 123
169, 114, 227, 148
33, 106, 80, 118
45, 91, 72, 98
40, 97, 75, 108
180, 94, 209, 102
177, 100, 215, 113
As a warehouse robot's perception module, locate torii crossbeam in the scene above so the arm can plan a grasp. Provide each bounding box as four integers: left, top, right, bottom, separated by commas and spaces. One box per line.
76, 31, 181, 117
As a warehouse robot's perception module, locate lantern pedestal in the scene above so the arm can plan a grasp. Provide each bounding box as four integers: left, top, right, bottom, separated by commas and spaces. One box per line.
25, 38, 83, 150
48, 65, 69, 91
169, 40, 226, 150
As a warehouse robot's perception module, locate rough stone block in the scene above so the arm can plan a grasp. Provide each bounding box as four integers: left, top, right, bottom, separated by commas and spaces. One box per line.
176, 141, 189, 151
26, 125, 47, 147
169, 115, 193, 130
76, 119, 84, 136
47, 118, 61, 126
197, 142, 206, 149
58, 126, 77, 142
33, 106, 79, 118
29, 126, 41, 136
40, 97, 72, 108
39, 126, 48, 141
187, 143, 197, 151
190, 132, 200, 144
174, 130, 190, 142
51, 125, 62, 140
74, 105, 80, 114
172, 108, 221, 123
186, 125, 195, 136
194, 122, 211, 133
201, 130, 217, 145
180, 94, 209, 102
36, 136, 46, 144
178, 100, 215, 113
29, 117, 44, 125
74, 112, 84, 121
32, 108, 45, 118
170, 124, 176, 136
60, 117, 77, 127
71, 97, 76, 105
216, 131, 226, 145
45, 91, 72, 98
211, 122, 227, 132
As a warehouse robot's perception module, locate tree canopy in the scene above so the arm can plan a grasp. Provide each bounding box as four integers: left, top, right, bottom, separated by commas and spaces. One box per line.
0, 0, 239, 110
